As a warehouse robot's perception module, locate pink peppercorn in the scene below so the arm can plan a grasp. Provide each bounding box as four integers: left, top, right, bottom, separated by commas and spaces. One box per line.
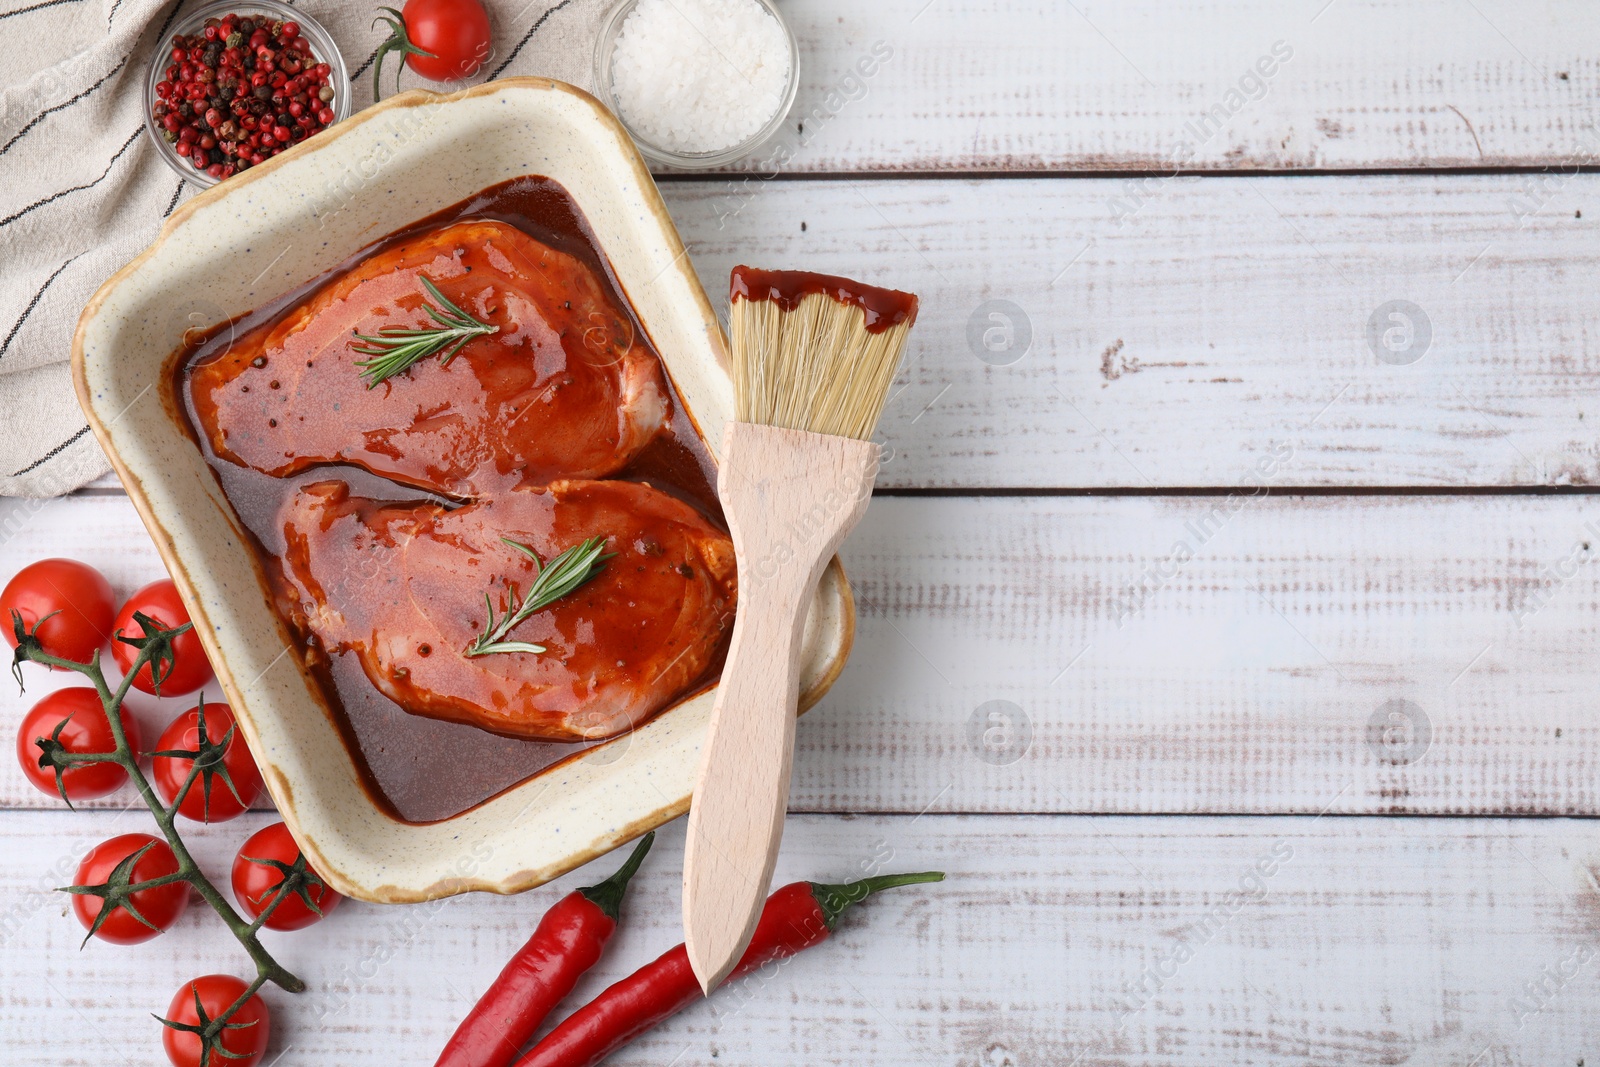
151, 12, 338, 181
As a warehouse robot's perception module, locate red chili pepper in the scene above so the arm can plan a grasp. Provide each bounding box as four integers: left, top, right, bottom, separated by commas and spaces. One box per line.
434, 832, 655, 1067
512, 871, 944, 1067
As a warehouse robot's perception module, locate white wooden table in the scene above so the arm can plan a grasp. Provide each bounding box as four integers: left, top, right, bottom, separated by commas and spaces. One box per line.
5, 1, 1600, 1062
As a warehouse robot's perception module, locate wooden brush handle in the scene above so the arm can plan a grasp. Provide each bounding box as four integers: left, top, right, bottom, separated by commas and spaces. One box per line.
683, 422, 881, 992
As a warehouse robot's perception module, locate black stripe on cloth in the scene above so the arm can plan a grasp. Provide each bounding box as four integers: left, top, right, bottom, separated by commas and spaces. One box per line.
0, 126, 140, 228
154, 0, 186, 40
106, 0, 123, 24
11, 424, 89, 477
0, 252, 84, 361
163, 179, 184, 217
0, 0, 85, 20
488, 0, 577, 80
0, 55, 127, 158
350, 42, 383, 80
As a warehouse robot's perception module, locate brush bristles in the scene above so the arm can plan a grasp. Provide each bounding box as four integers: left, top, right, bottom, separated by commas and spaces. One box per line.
730, 291, 911, 441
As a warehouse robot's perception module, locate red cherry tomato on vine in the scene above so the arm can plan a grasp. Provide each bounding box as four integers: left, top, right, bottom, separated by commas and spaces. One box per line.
1, 558, 115, 666
152, 701, 264, 823
72, 833, 189, 945
231, 821, 342, 930
372, 0, 492, 97
16, 687, 140, 801
161, 974, 271, 1067
111, 579, 212, 695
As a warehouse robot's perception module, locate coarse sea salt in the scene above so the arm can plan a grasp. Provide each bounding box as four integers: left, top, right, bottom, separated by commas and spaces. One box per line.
610, 0, 791, 155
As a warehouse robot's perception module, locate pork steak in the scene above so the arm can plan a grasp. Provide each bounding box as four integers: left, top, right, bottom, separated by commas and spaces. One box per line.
190, 220, 667, 498
274, 478, 737, 741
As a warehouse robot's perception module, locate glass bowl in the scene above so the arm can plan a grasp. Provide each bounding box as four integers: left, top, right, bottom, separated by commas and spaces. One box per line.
592, 0, 800, 170
144, 0, 351, 189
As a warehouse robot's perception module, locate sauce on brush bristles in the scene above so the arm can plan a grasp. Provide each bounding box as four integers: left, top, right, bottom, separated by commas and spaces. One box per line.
729, 265, 918, 441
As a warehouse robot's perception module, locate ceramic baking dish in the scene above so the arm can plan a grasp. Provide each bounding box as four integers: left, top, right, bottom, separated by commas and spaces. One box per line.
72, 78, 853, 903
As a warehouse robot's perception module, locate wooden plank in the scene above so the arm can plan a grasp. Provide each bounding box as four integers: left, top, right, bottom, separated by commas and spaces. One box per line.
802, 493, 1600, 816
664, 174, 1600, 489
770, 0, 1598, 172
8, 493, 1600, 816
1, 811, 1594, 1065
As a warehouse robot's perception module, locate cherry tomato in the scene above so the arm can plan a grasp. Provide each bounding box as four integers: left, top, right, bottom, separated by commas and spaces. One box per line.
375, 0, 491, 93
15, 687, 140, 801
72, 833, 189, 945
111, 579, 212, 695
161, 974, 271, 1067
231, 821, 342, 931
152, 701, 263, 822
1, 558, 115, 666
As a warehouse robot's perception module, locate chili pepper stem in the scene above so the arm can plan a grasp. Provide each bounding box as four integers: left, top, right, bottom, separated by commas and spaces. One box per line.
809, 871, 945, 930
576, 831, 655, 922
13, 616, 306, 1012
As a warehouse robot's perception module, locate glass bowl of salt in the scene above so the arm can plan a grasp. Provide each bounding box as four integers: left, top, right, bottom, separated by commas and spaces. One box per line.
593, 0, 799, 170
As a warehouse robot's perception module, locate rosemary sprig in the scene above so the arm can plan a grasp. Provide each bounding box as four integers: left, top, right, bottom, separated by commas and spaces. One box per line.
466, 535, 614, 658
349, 275, 498, 388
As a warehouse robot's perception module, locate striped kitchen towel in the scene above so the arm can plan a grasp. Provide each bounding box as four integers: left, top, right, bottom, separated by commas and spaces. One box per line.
0, 0, 604, 497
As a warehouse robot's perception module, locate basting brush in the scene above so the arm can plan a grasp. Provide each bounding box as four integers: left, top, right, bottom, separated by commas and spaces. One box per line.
682, 265, 919, 993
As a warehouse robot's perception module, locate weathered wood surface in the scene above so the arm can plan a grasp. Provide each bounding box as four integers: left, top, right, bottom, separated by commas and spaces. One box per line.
80, 185, 1600, 493
2, 812, 1594, 1066
806, 493, 1600, 816
13, 4, 1600, 1059
663, 174, 1600, 489
767, 0, 1599, 173
8, 493, 1600, 816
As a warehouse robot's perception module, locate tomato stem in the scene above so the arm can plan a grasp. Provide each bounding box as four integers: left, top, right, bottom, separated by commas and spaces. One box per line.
243, 854, 312, 935
370, 6, 437, 102
13, 619, 307, 999
165, 755, 206, 819
122, 870, 192, 891
49, 749, 123, 764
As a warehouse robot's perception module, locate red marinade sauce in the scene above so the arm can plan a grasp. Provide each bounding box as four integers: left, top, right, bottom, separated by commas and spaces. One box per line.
168, 176, 727, 824
730, 265, 919, 334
